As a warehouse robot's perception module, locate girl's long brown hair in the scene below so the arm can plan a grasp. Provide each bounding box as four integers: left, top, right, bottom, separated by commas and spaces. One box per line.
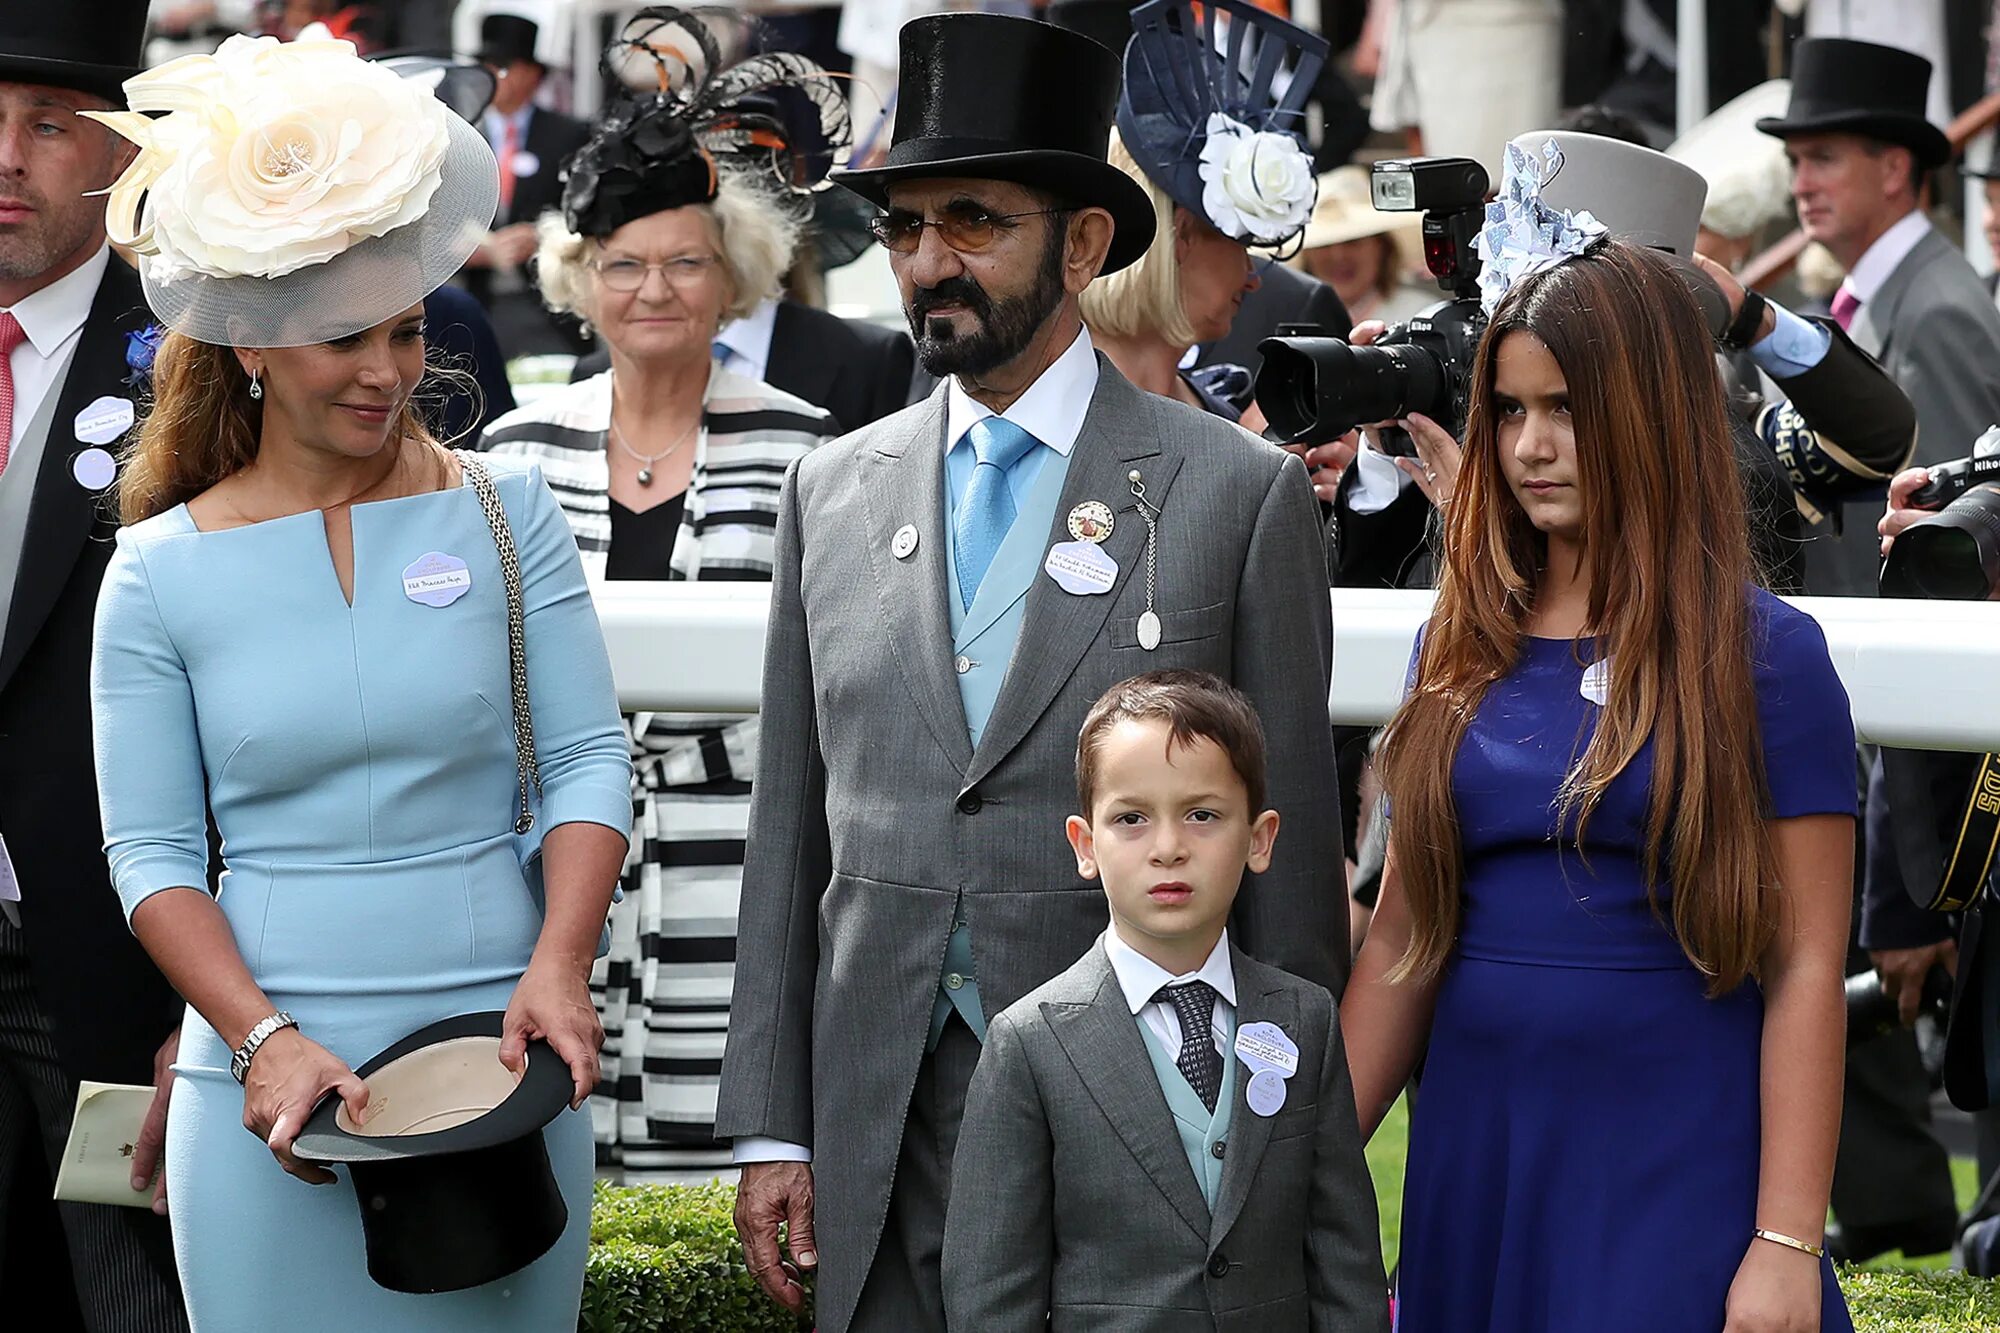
119, 331, 452, 525
1378, 240, 1777, 997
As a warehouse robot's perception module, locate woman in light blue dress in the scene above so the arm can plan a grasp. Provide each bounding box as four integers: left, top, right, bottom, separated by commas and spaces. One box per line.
86, 30, 632, 1329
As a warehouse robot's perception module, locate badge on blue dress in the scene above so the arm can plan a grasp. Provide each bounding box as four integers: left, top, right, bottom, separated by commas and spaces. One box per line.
1580, 657, 1611, 706
401, 551, 472, 607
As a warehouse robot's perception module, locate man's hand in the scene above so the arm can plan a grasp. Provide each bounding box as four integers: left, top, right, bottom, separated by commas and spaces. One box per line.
1870, 940, 1958, 1027
470, 222, 539, 270
132, 1025, 179, 1215
1877, 466, 1940, 557
1693, 252, 1776, 345
735, 1161, 817, 1313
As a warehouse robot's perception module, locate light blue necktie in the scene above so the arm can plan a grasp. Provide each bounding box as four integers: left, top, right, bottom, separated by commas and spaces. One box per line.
953, 417, 1040, 611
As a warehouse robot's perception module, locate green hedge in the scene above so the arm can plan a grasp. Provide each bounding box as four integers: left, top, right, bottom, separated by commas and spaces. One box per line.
583, 1182, 2000, 1332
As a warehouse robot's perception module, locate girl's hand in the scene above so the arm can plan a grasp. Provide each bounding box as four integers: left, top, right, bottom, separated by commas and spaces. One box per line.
1722, 1237, 1822, 1333
1392, 412, 1462, 508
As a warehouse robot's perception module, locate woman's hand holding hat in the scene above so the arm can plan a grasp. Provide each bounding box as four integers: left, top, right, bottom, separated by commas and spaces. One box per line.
244, 1028, 370, 1186
502, 960, 604, 1110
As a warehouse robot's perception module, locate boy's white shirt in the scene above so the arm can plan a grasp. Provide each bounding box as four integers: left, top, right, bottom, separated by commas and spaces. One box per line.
1103, 926, 1237, 1065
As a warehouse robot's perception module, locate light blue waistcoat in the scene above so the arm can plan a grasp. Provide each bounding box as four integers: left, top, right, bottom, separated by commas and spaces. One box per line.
926, 441, 1077, 1050
1136, 1012, 1239, 1209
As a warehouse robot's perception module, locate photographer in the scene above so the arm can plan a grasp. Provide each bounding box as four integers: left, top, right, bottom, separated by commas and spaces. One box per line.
1868, 466, 2000, 1273
1310, 131, 1916, 598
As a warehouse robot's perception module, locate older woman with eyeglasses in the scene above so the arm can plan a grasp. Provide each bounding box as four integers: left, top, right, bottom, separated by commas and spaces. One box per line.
477, 60, 841, 1183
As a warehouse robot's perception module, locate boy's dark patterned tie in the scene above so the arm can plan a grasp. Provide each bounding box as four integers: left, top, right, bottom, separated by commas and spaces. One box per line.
1157, 981, 1223, 1112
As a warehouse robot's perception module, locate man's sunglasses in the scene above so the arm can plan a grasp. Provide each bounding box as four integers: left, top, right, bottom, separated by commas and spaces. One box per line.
867, 204, 1068, 254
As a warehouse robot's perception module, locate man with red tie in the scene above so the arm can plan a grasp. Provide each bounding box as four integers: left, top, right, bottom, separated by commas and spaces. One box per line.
462, 13, 591, 357
0, 7, 188, 1328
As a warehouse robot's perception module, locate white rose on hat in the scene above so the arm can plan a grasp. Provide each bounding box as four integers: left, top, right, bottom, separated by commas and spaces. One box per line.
1195, 113, 1316, 244
84, 25, 452, 283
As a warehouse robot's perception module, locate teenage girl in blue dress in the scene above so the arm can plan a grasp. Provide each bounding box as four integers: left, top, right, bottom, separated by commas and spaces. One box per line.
1340, 238, 1857, 1333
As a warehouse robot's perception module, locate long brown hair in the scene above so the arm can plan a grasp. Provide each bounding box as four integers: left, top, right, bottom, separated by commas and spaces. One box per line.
119, 331, 455, 525
1377, 240, 1776, 996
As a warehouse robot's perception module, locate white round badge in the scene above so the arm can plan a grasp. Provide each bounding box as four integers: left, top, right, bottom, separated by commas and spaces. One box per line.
1245, 1069, 1287, 1117
72, 448, 118, 491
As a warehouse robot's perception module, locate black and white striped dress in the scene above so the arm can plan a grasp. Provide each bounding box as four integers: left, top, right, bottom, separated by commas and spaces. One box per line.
481, 364, 836, 1183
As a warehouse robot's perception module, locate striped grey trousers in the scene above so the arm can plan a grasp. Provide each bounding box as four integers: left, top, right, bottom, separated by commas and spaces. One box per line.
0, 916, 187, 1332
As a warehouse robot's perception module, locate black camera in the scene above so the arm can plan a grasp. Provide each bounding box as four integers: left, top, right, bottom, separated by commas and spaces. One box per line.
1255, 157, 1490, 455
1845, 965, 1954, 1047
1878, 425, 2000, 601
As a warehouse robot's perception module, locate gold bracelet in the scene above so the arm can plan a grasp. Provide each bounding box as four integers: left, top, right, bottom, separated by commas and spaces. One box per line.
1752, 1228, 1827, 1259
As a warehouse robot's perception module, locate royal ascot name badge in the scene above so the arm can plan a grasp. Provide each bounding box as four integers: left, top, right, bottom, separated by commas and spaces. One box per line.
1235, 1021, 1300, 1118
401, 552, 473, 608
74, 396, 136, 446
1580, 657, 1611, 707
1044, 540, 1118, 595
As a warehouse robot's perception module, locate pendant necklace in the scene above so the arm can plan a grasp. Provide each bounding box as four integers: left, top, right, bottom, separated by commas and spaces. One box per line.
610, 412, 698, 486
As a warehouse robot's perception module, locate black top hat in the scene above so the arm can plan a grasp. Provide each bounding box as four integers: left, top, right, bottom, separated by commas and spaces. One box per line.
477, 13, 544, 69
292, 1012, 574, 1294
0, 5, 149, 105
1756, 38, 1950, 169
831, 13, 1156, 274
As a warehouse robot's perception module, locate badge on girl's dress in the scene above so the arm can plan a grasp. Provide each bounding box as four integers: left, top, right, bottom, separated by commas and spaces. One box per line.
1580, 657, 1611, 706
1067, 500, 1114, 543
401, 551, 473, 607
1044, 540, 1118, 595
1245, 1069, 1287, 1117
1234, 1021, 1300, 1078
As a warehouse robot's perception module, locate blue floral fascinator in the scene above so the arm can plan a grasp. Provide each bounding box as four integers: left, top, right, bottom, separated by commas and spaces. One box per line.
1474, 139, 1610, 314
1115, 0, 1328, 245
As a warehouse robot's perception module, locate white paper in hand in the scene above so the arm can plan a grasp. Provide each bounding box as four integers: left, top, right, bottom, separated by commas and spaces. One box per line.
54, 1082, 158, 1207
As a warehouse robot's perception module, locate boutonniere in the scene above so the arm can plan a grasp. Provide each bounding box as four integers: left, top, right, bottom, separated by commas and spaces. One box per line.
124, 323, 164, 386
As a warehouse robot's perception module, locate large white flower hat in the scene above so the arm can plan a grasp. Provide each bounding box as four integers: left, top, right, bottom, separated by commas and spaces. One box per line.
84, 25, 499, 348
1114, 0, 1326, 246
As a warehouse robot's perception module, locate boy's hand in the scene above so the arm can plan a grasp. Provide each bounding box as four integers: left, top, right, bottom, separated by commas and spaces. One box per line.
736, 1160, 816, 1312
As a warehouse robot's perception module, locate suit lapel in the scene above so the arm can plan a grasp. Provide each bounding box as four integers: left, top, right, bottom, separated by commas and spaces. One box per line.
859, 387, 974, 771
1208, 949, 1297, 1247
0, 261, 147, 693
1047, 946, 1212, 1244
962, 363, 1183, 790
1857, 226, 1942, 359
763, 303, 834, 414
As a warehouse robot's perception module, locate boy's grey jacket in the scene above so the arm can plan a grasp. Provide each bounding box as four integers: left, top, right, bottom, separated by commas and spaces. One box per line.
942, 939, 1389, 1332
714, 357, 1348, 1332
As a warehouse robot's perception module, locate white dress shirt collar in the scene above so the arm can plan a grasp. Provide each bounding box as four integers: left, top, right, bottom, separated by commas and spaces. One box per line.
943, 321, 1097, 458
1842, 208, 1931, 304
482, 102, 534, 151
1104, 926, 1237, 1014
714, 297, 780, 384
6, 245, 109, 360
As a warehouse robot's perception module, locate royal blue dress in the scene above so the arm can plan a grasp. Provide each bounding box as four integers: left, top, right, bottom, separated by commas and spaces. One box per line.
90, 459, 633, 1330
1395, 589, 1856, 1332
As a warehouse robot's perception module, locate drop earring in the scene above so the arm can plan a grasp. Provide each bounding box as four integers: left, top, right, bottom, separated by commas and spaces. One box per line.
248, 368, 263, 400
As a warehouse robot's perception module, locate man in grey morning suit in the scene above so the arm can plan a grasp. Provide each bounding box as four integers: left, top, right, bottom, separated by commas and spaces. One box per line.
715, 14, 1347, 1333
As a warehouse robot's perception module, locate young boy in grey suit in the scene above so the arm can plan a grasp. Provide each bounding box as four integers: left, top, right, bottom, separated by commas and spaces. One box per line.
942, 671, 1389, 1331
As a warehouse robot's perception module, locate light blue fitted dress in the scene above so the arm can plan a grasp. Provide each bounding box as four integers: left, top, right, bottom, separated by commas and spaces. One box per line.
89, 457, 633, 1330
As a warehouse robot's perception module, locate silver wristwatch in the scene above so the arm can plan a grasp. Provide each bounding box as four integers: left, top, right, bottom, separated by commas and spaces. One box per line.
230, 1012, 298, 1085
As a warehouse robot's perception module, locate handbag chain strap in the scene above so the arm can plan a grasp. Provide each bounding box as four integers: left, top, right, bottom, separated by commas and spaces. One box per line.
456, 450, 542, 834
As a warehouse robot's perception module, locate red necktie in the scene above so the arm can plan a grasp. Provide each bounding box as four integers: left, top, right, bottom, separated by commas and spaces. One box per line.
498, 120, 519, 217
0, 312, 26, 479
1831, 286, 1861, 332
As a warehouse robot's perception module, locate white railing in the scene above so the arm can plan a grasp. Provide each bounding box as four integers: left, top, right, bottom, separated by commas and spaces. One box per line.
590, 584, 2000, 751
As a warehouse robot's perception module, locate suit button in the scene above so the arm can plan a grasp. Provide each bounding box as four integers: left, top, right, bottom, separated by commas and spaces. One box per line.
954, 655, 972, 675
956, 791, 983, 815
1208, 1254, 1230, 1279
1210, 1140, 1226, 1159
945, 973, 965, 990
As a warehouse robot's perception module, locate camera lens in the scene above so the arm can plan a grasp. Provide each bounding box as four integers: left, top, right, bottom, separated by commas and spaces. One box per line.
1879, 488, 2000, 601
1255, 338, 1446, 445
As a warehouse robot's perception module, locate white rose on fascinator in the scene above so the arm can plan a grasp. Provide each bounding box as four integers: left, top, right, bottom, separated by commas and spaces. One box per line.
1195, 113, 1316, 244
83, 24, 453, 283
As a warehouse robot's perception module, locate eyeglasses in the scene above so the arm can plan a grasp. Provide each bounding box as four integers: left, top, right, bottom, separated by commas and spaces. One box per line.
592, 254, 721, 292
867, 205, 1067, 254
